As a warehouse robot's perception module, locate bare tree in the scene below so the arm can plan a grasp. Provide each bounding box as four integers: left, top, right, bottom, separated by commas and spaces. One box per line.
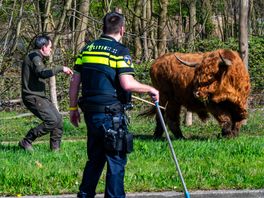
0, 0, 16, 69
239, 0, 249, 69
102, 0, 113, 14
42, 0, 53, 33
186, 0, 196, 49
148, 0, 158, 59
132, 0, 142, 60
201, 0, 213, 39
157, 0, 168, 56
184, 0, 197, 126
74, 0, 90, 53
10, 0, 24, 53
39, 0, 73, 109
33, 1, 43, 33
142, 0, 149, 61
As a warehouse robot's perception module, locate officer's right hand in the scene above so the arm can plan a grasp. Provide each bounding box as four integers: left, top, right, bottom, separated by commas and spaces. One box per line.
70, 110, 80, 127
148, 88, 159, 102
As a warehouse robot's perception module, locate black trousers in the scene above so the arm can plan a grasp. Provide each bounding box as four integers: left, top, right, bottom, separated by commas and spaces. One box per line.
22, 95, 63, 144
79, 112, 127, 198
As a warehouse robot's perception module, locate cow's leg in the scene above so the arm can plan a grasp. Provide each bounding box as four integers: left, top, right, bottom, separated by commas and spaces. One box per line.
165, 104, 184, 139
153, 96, 167, 138
221, 121, 233, 137
222, 119, 242, 138
231, 120, 243, 137
153, 112, 164, 138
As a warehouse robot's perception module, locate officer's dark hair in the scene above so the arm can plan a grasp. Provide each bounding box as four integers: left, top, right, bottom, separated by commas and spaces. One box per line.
34, 35, 51, 49
103, 12, 124, 34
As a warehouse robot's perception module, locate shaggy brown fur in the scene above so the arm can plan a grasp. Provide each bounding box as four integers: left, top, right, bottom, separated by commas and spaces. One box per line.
148, 49, 250, 138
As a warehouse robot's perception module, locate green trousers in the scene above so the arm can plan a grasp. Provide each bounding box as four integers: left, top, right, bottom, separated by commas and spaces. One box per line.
22, 95, 63, 149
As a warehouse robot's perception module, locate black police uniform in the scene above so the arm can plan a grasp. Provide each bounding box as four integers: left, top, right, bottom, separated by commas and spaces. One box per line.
20, 49, 64, 150
74, 35, 134, 198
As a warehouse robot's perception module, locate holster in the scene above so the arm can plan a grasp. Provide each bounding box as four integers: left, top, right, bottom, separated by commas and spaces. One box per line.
102, 115, 133, 154
124, 132, 133, 153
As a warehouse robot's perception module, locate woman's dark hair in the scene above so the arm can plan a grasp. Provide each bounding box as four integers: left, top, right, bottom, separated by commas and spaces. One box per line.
34, 35, 51, 49
103, 12, 124, 34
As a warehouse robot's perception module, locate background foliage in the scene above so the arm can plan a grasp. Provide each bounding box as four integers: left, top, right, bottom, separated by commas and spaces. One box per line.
0, 0, 263, 111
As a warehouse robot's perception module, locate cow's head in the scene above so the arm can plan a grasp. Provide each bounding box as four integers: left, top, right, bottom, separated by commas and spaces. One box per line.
192, 50, 233, 102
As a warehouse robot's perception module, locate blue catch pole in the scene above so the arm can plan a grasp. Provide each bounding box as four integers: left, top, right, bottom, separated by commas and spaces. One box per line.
155, 101, 190, 198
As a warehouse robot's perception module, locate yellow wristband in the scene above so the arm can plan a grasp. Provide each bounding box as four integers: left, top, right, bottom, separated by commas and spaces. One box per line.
69, 106, 78, 111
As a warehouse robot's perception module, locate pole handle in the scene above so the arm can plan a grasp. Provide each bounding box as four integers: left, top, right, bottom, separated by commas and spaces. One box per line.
132, 95, 165, 110
155, 101, 191, 198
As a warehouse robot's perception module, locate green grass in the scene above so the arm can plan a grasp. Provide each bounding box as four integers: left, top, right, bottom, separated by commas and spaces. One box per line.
0, 112, 87, 141
0, 109, 263, 196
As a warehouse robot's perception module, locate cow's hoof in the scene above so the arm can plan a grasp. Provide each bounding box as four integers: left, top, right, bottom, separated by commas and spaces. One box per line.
171, 132, 185, 139
153, 133, 163, 139
221, 130, 236, 138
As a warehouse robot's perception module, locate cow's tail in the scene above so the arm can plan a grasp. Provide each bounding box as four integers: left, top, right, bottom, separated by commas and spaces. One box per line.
138, 106, 156, 117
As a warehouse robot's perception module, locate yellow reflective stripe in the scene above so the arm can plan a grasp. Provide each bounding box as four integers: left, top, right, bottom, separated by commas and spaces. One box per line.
109, 60, 117, 68
82, 52, 121, 61
75, 57, 82, 65
117, 61, 134, 68
79, 51, 133, 69
82, 56, 117, 68
111, 55, 123, 61
82, 51, 110, 56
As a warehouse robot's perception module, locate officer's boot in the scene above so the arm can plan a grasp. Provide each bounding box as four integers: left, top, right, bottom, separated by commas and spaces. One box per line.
50, 122, 63, 151
50, 128, 62, 151
18, 129, 37, 151
50, 139, 61, 151
77, 191, 88, 198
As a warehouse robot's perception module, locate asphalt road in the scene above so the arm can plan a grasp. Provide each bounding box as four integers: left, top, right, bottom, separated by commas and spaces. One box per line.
1, 189, 264, 198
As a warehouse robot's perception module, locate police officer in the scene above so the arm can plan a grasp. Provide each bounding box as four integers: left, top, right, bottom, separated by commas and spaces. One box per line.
19, 35, 73, 151
69, 12, 159, 198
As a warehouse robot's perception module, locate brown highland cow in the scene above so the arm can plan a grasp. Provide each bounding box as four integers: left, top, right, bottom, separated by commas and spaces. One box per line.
148, 49, 250, 138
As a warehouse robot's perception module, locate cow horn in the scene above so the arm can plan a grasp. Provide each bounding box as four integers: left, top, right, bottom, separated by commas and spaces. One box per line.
219, 53, 232, 66
174, 55, 198, 67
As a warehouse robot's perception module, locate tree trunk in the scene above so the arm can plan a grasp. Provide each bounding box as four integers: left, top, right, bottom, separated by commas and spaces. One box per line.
176, 0, 184, 48
187, 0, 196, 50
42, 0, 52, 33
11, 0, 23, 53
132, 0, 142, 60
185, 0, 197, 126
102, 0, 112, 14
74, 0, 90, 53
149, 0, 158, 59
142, 0, 149, 61
47, 0, 73, 110
146, 0, 153, 60
34, 1, 43, 33
0, 0, 16, 72
249, 0, 256, 35
239, 0, 249, 69
157, 0, 168, 56
239, 0, 249, 125
71, 0, 76, 50
201, 0, 212, 39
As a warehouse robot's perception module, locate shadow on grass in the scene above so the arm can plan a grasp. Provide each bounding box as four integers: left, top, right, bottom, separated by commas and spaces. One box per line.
0, 143, 20, 151
133, 134, 177, 142
186, 133, 220, 141
134, 133, 220, 141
